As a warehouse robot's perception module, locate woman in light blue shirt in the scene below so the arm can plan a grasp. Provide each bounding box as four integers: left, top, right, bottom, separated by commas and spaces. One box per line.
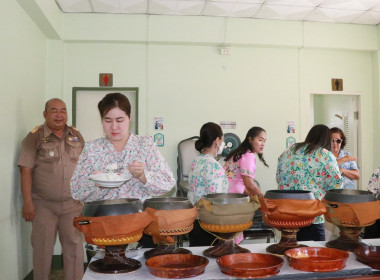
330, 127, 360, 189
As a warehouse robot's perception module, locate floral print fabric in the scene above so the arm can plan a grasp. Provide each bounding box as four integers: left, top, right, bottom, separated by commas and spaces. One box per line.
368, 168, 380, 196
70, 134, 175, 202
276, 146, 343, 224
187, 154, 229, 205
337, 149, 359, 189
224, 151, 256, 194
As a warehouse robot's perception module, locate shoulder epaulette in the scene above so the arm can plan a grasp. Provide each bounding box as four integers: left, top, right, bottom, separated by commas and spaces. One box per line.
71, 126, 79, 131
31, 126, 39, 133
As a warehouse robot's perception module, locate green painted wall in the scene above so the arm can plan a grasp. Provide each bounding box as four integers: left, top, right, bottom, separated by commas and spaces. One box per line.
3, 0, 380, 279
56, 15, 377, 191
299, 48, 374, 183
1, 0, 47, 279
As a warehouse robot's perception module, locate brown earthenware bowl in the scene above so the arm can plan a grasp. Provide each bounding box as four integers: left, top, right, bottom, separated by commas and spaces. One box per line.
285, 247, 349, 272
145, 254, 208, 279
353, 245, 380, 270
216, 253, 284, 278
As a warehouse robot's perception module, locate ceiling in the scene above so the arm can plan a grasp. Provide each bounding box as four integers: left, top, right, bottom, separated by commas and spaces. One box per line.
55, 0, 380, 25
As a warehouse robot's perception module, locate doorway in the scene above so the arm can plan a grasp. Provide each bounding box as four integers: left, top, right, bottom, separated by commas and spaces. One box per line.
310, 93, 361, 188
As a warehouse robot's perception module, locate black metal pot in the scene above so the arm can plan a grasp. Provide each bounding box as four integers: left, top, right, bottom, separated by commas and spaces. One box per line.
204, 193, 250, 204
143, 197, 193, 210
82, 198, 143, 217
325, 189, 376, 204
264, 190, 315, 200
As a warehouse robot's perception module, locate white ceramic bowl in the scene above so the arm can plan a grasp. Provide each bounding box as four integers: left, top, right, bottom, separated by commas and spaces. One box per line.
89, 173, 132, 188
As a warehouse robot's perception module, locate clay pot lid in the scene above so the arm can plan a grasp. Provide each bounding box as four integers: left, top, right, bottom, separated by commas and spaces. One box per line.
145, 254, 208, 278
264, 190, 315, 200
143, 197, 193, 210
216, 253, 284, 278
353, 245, 380, 270
82, 198, 143, 217
325, 189, 376, 203
204, 193, 250, 204
284, 247, 349, 272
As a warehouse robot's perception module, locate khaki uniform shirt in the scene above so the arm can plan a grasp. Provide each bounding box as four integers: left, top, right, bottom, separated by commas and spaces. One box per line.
18, 124, 84, 202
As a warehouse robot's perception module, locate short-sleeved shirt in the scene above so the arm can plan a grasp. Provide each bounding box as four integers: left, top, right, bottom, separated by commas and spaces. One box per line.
70, 134, 176, 202
187, 154, 229, 205
337, 149, 359, 189
224, 151, 256, 194
18, 124, 84, 202
276, 146, 343, 224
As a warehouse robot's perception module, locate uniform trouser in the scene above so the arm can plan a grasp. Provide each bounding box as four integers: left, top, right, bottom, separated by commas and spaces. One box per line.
32, 199, 84, 280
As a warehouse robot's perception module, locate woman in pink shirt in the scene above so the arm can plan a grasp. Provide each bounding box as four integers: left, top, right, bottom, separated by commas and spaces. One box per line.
224, 127, 268, 196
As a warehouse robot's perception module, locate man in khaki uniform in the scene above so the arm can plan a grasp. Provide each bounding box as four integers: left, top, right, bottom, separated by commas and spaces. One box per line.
18, 98, 85, 280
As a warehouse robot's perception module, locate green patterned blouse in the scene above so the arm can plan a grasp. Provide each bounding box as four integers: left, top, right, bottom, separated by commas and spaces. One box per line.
276, 146, 343, 224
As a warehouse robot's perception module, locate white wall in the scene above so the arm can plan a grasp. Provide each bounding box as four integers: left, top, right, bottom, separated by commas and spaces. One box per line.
1, 0, 47, 279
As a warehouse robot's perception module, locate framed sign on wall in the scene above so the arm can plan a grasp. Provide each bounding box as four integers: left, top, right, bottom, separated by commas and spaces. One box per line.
72, 87, 138, 142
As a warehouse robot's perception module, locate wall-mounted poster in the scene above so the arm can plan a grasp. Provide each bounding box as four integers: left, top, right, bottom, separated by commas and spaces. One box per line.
286, 136, 296, 148
154, 117, 164, 130
72, 87, 138, 141
287, 121, 295, 134
154, 133, 164, 147
220, 121, 236, 129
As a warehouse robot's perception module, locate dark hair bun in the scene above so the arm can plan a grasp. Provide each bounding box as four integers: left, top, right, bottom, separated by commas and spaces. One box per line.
195, 139, 204, 152
198, 122, 223, 151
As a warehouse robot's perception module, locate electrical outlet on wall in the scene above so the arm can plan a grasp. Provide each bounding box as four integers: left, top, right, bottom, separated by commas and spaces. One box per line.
220, 47, 231, 55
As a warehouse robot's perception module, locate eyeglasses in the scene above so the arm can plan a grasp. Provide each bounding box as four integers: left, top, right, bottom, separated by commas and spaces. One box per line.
332, 139, 342, 144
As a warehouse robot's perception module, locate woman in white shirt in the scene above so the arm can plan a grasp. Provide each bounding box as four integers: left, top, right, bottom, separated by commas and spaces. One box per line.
71, 93, 175, 202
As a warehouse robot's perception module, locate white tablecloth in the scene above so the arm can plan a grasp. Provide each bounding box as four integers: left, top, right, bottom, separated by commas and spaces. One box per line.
83, 239, 380, 280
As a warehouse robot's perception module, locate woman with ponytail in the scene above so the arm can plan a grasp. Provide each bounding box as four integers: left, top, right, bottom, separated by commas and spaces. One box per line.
187, 122, 229, 205
224, 127, 268, 196
187, 122, 229, 247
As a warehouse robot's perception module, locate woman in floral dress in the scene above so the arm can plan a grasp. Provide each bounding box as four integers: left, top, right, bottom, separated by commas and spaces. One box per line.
70, 93, 175, 203
276, 124, 343, 241
188, 122, 229, 246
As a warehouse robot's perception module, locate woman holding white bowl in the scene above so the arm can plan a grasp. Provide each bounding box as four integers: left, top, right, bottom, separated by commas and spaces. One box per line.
70, 93, 175, 202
